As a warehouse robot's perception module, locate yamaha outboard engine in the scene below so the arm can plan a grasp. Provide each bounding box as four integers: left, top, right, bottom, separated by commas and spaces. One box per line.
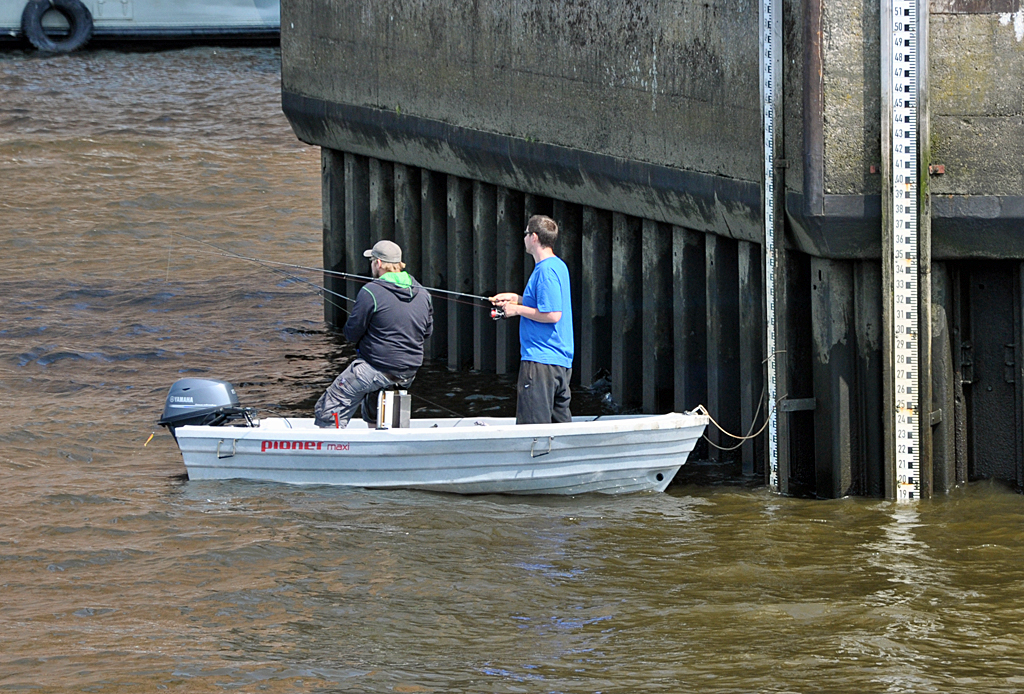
158, 378, 257, 440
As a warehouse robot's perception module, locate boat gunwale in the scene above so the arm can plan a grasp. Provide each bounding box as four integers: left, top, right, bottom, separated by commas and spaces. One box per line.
174, 412, 711, 444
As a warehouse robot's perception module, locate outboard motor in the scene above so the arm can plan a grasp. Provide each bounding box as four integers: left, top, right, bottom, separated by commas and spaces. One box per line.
158, 378, 257, 440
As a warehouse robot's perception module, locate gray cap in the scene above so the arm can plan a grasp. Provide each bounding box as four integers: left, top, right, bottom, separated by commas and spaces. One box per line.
363, 240, 402, 263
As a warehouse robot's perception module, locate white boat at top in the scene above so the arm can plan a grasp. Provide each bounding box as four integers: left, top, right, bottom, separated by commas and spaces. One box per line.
159, 379, 710, 495
2, 0, 279, 53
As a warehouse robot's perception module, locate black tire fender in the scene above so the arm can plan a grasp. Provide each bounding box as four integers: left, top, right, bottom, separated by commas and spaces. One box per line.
21, 0, 94, 53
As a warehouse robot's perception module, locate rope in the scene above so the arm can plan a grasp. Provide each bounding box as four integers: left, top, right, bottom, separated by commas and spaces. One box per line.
692, 350, 787, 452
693, 390, 781, 452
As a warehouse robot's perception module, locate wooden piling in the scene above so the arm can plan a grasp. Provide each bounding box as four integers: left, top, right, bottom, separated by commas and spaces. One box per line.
612, 213, 643, 409
739, 240, 764, 474
421, 170, 448, 362
931, 261, 956, 493
321, 148, 346, 328
580, 207, 612, 388
394, 164, 422, 277
705, 233, 741, 460
855, 261, 885, 496
642, 219, 673, 413
473, 181, 497, 372
495, 187, 524, 375
672, 226, 707, 415
811, 258, 856, 498
344, 153, 370, 306
369, 158, 395, 242
447, 176, 474, 370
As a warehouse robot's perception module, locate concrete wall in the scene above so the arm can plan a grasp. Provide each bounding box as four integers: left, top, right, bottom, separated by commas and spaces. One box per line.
285, 0, 759, 178
822, 0, 881, 196
282, 0, 764, 240
799, 0, 1024, 258
930, 11, 1024, 197
817, 0, 1024, 198
284, 0, 1024, 259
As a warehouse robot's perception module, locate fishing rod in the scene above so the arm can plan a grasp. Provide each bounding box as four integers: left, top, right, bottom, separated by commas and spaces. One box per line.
185, 246, 494, 323
172, 232, 494, 305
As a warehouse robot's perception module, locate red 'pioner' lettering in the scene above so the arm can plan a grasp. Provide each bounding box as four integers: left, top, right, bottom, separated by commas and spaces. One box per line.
260, 440, 324, 452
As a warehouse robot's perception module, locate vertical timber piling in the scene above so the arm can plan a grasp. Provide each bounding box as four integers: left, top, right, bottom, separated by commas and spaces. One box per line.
321, 149, 346, 327
495, 188, 523, 375
447, 176, 473, 371
706, 234, 741, 462
421, 170, 447, 363
580, 207, 612, 388
642, 220, 673, 414
343, 154, 370, 306
473, 182, 497, 373
611, 214, 643, 410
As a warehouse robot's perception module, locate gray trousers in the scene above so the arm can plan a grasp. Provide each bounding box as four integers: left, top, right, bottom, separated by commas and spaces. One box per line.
314, 358, 414, 428
516, 360, 572, 424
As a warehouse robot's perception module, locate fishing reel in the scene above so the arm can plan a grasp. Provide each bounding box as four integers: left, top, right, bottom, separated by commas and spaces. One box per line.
490, 306, 507, 321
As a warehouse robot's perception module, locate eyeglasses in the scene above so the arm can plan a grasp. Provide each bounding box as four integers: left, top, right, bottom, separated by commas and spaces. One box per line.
524, 229, 533, 238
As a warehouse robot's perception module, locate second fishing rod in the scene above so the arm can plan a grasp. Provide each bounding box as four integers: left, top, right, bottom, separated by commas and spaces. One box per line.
178, 233, 508, 318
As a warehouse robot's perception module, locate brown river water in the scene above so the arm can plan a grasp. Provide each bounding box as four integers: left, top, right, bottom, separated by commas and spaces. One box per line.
2, 46, 1024, 693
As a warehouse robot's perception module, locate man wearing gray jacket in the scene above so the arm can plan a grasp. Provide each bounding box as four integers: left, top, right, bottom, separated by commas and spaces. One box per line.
314, 240, 433, 428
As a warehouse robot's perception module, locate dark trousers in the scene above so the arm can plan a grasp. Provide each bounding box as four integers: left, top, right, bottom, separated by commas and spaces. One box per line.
314, 358, 414, 428
516, 360, 572, 424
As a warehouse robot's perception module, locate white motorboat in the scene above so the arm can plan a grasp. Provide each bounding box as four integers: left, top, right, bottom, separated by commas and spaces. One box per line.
159, 379, 709, 495
2, 0, 279, 53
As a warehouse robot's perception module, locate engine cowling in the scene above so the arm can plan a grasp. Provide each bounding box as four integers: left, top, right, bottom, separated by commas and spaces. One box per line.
158, 378, 255, 438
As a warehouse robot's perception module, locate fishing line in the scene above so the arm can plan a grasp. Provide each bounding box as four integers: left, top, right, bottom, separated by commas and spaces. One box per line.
407, 392, 467, 419
168, 232, 359, 315
262, 261, 355, 317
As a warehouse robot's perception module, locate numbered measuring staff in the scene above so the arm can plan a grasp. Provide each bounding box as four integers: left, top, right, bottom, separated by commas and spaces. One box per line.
889, 0, 920, 501
760, 0, 781, 491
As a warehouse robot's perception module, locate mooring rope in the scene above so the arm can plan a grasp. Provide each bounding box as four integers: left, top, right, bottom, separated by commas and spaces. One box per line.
693, 352, 784, 452
693, 390, 779, 452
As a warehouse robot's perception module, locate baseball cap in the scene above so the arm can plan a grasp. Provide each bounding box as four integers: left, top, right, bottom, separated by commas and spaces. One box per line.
363, 240, 402, 263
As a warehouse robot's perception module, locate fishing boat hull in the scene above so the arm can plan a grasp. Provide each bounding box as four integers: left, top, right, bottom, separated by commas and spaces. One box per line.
173, 413, 709, 495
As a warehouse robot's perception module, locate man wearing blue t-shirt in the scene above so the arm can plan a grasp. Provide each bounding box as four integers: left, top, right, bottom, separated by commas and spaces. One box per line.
489, 215, 574, 424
